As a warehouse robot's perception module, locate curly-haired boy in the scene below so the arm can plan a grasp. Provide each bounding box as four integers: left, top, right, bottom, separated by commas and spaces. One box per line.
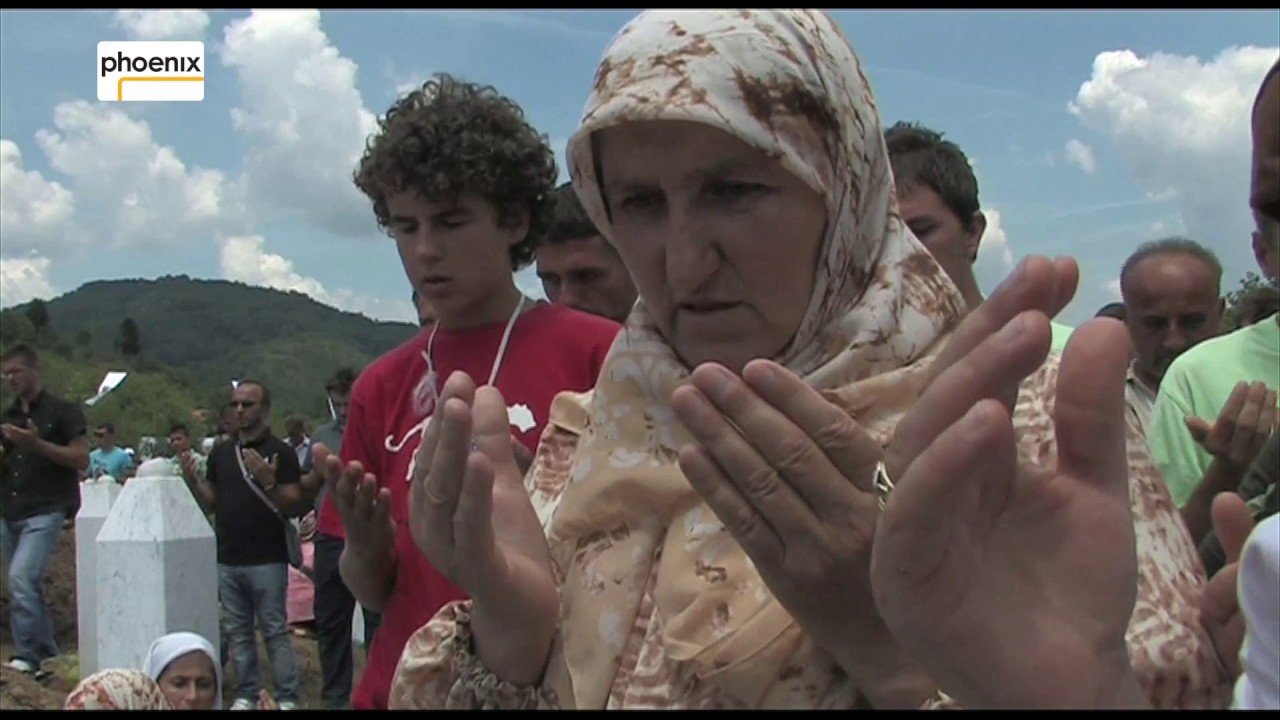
313, 74, 620, 710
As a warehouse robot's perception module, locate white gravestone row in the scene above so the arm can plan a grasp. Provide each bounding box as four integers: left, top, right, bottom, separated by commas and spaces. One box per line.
77, 459, 220, 676
74, 479, 122, 679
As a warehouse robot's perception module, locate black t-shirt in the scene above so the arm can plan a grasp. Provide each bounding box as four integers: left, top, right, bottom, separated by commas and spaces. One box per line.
206, 431, 301, 567
1, 390, 87, 522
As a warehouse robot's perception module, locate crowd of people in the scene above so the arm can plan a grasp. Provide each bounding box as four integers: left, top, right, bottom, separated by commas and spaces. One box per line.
1, 8, 1276, 710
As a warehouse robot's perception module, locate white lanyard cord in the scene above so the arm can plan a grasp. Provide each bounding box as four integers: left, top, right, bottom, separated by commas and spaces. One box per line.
385, 295, 528, 454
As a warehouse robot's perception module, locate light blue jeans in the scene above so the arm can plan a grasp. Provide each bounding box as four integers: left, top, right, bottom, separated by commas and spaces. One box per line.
1, 511, 65, 666
218, 563, 299, 704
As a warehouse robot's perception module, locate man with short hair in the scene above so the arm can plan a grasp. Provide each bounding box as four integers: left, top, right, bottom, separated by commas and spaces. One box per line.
535, 181, 638, 323
170, 423, 207, 487
1117, 238, 1225, 436
0, 342, 90, 680
1147, 213, 1279, 520
214, 404, 236, 449
1218, 56, 1280, 711
1096, 302, 1128, 322
283, 415, 313, 475
304, 367, 379, 710
182, 380, 305, 710
885, 122, 1075, 352
88, 422, 134, 483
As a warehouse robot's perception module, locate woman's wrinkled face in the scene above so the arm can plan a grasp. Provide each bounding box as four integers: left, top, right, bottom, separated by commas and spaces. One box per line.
157, 651, 218, 710
596, 120, 827, 374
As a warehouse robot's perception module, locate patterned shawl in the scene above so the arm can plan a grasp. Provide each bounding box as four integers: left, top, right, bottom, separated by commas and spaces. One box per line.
545, 9, 967, 708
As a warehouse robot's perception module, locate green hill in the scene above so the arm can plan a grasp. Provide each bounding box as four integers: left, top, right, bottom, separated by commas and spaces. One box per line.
1, 276, 418, 446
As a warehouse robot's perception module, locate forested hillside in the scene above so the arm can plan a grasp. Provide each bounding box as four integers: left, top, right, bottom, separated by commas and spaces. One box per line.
0, 277, 418, 446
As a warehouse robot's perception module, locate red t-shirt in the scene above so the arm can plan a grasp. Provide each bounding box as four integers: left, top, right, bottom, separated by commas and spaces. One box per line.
333, 302, 618, 710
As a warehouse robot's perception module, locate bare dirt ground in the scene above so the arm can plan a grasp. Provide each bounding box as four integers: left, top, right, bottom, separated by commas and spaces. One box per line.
0, 528, 364, 710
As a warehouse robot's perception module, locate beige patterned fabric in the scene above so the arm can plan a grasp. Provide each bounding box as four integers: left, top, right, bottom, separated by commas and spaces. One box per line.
65, 669, 174, 710
553, 8, 965, 709
389, 8, 1230, 710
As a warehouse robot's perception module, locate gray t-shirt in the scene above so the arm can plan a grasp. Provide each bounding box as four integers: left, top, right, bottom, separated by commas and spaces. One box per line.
309, 420, 345, 511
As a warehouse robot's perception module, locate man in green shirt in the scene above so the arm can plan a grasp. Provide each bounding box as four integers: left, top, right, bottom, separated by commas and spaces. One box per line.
1146, 211, 1279, 539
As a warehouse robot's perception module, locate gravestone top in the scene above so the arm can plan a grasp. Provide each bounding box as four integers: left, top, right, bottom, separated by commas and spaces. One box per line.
135, 457, 176, 479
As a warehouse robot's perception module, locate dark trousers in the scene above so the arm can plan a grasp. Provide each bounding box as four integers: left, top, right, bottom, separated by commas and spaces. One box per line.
314, 533, 381, 710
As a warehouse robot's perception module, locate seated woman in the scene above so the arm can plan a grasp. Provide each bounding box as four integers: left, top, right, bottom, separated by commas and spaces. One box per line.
65, 632, 222, 710
372, 9, 1230, 710
286, 512, 318, 631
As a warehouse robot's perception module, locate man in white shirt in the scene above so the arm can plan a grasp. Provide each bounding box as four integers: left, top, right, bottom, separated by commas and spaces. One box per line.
1116, 238, 1224, 437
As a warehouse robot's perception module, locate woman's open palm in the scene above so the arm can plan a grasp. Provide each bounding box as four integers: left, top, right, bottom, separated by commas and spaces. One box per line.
871, 257, 1142, 709
410, 373, 555, 606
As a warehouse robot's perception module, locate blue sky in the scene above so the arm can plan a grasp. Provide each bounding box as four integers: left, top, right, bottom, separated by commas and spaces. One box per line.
1, 9, 1277, 326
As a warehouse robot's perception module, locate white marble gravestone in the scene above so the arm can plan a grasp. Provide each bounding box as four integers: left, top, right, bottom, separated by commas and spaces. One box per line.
353, 602, 366, 647
95, 459, 219, 672
75, 479, 123, 678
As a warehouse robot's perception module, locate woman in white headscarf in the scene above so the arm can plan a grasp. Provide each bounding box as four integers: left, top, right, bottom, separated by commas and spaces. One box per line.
65, 631, 222, 710
380, 9, 1231, 710
142, 631, 223, 710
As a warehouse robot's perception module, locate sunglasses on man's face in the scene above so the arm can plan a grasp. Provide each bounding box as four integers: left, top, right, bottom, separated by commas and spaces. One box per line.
231, 401, 257, 409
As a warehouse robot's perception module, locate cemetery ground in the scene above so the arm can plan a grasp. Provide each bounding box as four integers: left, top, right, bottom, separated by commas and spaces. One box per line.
0, 527, 363, 710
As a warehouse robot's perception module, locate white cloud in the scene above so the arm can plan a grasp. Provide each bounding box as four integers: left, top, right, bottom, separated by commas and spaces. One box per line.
219, 234, 328, 299
0, 255, 56, 308
413, 10, 613, 41
219, 10, 379, 237
384, 60, 436, 99
32, 100, 243, 250
1102, 277, 1122, 301
1064, 138, 1097, 174
394, 78, 425, 98
1070, 46, 1279, 256
218, 234, 413, 322
0, 139, 78, 257
1149, 219, 1176, 236
328, 290, 416, 324
112, 10, 210, 40
514, 266, 547, 301
974, 208, 1015, 293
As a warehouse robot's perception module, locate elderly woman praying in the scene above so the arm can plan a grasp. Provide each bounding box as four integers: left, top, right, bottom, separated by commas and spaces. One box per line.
332, 9, 1233, 710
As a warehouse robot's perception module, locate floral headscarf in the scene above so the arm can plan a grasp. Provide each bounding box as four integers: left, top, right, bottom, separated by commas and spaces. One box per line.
544, 9, 966, 708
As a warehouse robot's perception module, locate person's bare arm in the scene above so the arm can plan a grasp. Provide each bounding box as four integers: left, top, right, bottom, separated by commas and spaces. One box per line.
179, 452, 216, 512
270, 482, 307, 517
1181, 459, 1245, 544
297, 467, 326, 507
2, 420, 92, 471
42, 434, 90, 472
339, 535, 398, 612
1179, 382, 1276, 543
264, 448, 308, 517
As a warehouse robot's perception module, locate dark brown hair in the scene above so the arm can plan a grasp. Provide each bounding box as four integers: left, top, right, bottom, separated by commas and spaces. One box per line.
353, 73, 558, 271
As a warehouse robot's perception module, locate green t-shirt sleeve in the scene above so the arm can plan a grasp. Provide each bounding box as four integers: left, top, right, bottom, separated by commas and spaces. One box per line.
1049, 322, 1074, 354
1147, 377, 1211, 507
